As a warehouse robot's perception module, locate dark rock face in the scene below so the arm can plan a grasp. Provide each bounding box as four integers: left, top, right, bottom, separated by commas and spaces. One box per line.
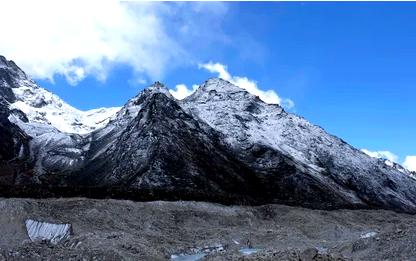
0, 55, 28, 91
74, 92, 266, 204
0, 86, 15, 103
1, 55, 416, 214
0, 98, 32, 185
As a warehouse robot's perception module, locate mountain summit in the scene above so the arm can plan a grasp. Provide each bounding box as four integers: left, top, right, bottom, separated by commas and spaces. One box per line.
1, 55, 416, 213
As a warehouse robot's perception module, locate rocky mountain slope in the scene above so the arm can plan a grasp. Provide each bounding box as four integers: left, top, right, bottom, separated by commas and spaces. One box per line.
1, 55, 416, 213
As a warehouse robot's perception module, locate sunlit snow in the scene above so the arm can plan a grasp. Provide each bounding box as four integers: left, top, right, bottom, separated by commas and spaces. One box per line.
9, 79, 120, 134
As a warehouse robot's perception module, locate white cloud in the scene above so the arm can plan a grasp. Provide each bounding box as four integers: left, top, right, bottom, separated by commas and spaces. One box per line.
404, 156, 416, 172
198, 62, 295, 108
200, 62, 232, 80
361, 149, 416, 172
169, 84, 199, 100
361, 149, 399, 163
0, 1, 228, 85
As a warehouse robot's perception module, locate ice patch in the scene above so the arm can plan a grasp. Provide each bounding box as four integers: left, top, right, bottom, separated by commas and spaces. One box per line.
316, 246, 328, 254
170, 253, 206, 261
25, 219, 71, 244
360, 231, 377, 239
239, 248, 260, 255
18, 144, 24, 158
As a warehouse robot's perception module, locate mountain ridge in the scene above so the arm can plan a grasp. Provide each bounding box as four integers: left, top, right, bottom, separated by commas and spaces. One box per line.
1, 55, 416, 213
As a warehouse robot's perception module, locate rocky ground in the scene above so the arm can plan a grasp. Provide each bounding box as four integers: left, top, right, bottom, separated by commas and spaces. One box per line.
0, 198, 415, 260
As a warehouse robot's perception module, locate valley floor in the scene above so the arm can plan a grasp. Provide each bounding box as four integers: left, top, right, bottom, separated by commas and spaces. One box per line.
0, 198, 415, 261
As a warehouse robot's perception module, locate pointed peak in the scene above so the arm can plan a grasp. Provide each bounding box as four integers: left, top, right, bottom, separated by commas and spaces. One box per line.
0, 55, 22, 71
146, 81, 168, 92
143, 81, 173, 98
0, 55, 28, 81
200, 77, 243, 93
205, 77, 231, 85
151, 81, 165, 88
110, 81, 178, 127
123, 81, 174, 109
0, 55, 8, 66
182, 77, 247, 103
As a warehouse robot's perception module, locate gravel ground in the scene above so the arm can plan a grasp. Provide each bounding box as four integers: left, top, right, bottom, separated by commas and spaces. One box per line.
0, 198, 415, 260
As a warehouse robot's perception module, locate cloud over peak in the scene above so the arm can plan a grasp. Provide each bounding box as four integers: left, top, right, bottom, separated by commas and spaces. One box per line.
169, 84, 199, 100
169, 62, 294, 109
361, 149, 416, 172
198, 62, 295, 108
361, 149, 399, 163
404, 156, 416, 172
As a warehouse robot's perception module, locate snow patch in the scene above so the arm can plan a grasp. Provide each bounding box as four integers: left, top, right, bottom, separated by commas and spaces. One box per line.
316, 246, 328, 254
360, 231, 377, 239
170, 253, 206, 261
239, 248, 260, 256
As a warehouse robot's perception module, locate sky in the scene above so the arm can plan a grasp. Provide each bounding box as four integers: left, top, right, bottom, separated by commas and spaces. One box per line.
0, 1, 415, 170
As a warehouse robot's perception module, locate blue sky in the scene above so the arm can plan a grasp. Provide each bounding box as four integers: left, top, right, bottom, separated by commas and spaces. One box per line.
0, 2, 414, 167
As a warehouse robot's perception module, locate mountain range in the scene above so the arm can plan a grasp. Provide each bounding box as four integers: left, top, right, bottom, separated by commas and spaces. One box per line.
1, 55, 416, 213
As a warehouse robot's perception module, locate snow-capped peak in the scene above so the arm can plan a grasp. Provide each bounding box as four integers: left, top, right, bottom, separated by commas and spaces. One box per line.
199, 77, 246, 94
108, 81, 173, 125
182, 79, 401, 185
145, 81, 174, 98
0, 55, 24, 75
0, 56, 29, 88
0, 55, 8, 68
0, 55, 120, 135
9, 81, 120, 134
